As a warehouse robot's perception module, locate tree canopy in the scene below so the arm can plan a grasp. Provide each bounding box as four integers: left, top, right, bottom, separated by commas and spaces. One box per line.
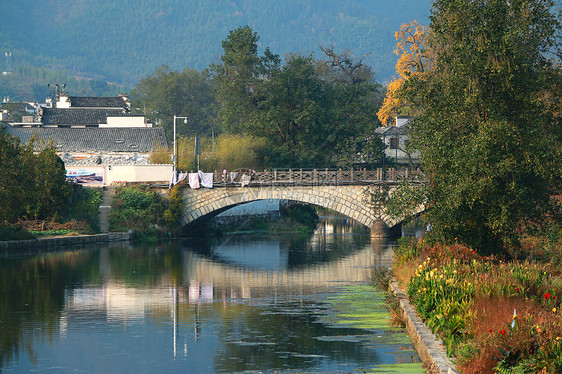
210, 26, 384, 168
403, 0, 561, 252
0, 130, 71, 223
131, 65, 216, 142
377, 20, 429, 126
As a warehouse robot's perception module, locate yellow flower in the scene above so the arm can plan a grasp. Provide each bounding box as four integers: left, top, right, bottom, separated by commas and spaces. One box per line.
553, 308, 557, 313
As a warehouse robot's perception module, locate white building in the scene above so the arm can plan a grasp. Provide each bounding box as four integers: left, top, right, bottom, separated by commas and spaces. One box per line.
375, 116, 419, 167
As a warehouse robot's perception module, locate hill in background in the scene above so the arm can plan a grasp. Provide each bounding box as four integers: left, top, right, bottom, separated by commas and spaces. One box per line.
0, 0, 430, 101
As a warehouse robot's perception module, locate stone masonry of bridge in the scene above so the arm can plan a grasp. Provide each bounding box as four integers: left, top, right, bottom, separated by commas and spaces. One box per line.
181, 184, 407, 235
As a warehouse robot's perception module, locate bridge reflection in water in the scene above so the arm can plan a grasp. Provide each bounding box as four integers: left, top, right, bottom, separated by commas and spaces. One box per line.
65, 221, 393, 316
54, 219, 413, 373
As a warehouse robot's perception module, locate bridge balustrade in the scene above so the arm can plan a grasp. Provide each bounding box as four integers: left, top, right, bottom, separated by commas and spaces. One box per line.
203, 168, 424, 186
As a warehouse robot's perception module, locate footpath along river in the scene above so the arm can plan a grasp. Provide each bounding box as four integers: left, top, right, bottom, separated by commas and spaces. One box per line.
0, 217, 424, 373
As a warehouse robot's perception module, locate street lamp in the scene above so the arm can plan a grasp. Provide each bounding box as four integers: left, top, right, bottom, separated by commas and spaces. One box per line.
173, 115, 188, 185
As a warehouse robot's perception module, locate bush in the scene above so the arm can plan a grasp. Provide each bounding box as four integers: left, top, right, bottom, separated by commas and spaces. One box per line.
62, 186, 102, 233
109, 186, 165, 233
164, 185, 183, 232
0, 225, 34, 241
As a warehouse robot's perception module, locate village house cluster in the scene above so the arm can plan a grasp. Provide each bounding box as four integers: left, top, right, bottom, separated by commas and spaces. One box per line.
1, 89, 171, 185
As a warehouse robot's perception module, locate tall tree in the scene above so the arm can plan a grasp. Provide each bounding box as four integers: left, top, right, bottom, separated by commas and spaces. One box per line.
210, 25, 280, 134
404, 0, 561, 251
131, 65, 216, 141
318, 47, 385, 168
251, 54, 329, 165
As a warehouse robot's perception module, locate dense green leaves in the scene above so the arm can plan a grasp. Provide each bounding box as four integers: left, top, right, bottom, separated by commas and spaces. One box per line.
404, 0, 561, 251
0, 130, 72, 223
210, 26, 384, 167
131, 65, 216, 141
108, 186, 165, 232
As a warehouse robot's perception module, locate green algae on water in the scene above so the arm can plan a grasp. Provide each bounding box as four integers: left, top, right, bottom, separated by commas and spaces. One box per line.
366, 362, 426, 373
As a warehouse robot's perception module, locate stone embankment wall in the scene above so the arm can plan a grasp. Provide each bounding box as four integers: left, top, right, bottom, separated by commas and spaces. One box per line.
390, 279, 459, 374
0, 232, 131, 254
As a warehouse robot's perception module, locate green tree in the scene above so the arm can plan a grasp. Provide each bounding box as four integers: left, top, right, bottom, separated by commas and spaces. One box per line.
318, 48, 385, 168
0, 129, 26, 223
26, 146, 71, 220
211, 27, 384, 168
0, 130, 71, 223
210, 25, 280, 134
252, 54, 329, 166
404, 0, 561, 252
131, 65, 216, 141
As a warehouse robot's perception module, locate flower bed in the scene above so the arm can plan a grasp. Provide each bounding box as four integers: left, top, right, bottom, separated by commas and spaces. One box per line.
393, 233, 562, 373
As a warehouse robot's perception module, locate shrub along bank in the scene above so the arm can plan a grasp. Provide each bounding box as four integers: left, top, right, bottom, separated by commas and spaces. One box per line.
108, 185, 184, 241
392, 223, 562, 373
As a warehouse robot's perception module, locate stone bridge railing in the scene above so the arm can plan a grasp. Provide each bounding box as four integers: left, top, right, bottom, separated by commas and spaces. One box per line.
184, 168, 425, 187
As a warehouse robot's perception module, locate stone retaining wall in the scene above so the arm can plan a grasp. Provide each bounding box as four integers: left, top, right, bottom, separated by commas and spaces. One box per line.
390, 279, 459, 374
0, 232, 131, 253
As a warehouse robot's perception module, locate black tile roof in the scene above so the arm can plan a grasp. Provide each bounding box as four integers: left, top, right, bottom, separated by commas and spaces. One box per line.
41, 108, 128, 125
4, 127, 168, 153
69, 96, 128, 108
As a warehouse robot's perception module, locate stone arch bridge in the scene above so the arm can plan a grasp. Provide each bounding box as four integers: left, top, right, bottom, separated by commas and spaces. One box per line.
178, 168, 425, 236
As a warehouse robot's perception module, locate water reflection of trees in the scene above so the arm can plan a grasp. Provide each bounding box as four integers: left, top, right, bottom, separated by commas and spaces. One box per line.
0, 250, 100, 368
187, 217, 372, 269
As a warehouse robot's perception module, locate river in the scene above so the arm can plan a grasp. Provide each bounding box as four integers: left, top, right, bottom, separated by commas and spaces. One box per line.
0, 217, 423, 373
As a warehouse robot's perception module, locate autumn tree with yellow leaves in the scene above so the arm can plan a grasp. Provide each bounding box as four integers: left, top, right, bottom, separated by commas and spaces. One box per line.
377, 20, 429, 126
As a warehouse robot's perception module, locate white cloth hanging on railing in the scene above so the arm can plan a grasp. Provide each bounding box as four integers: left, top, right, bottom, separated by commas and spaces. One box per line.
229, 172, 238, 183
178, 172, 188, 183
188, 172, 200, 189
198, 171, 213, 188
169, 172, 177, 188
240, 174, 251, 187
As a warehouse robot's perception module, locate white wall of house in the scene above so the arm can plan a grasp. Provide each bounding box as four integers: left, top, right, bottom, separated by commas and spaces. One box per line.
101, 116, 149, 128
66, 164, 172, 185
55, 95, 71, 108
106, 165, 172, 184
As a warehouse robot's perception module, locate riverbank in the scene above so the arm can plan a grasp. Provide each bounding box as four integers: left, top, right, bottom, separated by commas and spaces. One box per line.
390, 228, 562, 373
0, 232, 131, 254
389, 279, 458, 374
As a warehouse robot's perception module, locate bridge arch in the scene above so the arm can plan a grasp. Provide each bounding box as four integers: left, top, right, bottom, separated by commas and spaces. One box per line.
180, 184, 405, 235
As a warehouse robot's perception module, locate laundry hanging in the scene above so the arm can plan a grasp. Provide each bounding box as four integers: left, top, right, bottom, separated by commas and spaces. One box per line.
198, 170, 214, 188
241, 174, 251, 187
188, 172, 200, 189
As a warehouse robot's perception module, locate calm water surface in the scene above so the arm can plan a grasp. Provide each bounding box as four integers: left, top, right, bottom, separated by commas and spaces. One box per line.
0, 218, 422, 373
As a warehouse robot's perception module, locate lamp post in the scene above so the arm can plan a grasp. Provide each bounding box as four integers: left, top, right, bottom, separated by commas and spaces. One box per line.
173, 115, 188, 185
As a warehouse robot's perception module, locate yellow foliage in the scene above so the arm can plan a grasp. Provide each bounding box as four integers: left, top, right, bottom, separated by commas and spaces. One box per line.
160, 134, 270, 172
377, 20, 430, 126
394, 20, 429, 76
377, 77, 405, 126
150, 146, 172, 165
207, 134, 268, 171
